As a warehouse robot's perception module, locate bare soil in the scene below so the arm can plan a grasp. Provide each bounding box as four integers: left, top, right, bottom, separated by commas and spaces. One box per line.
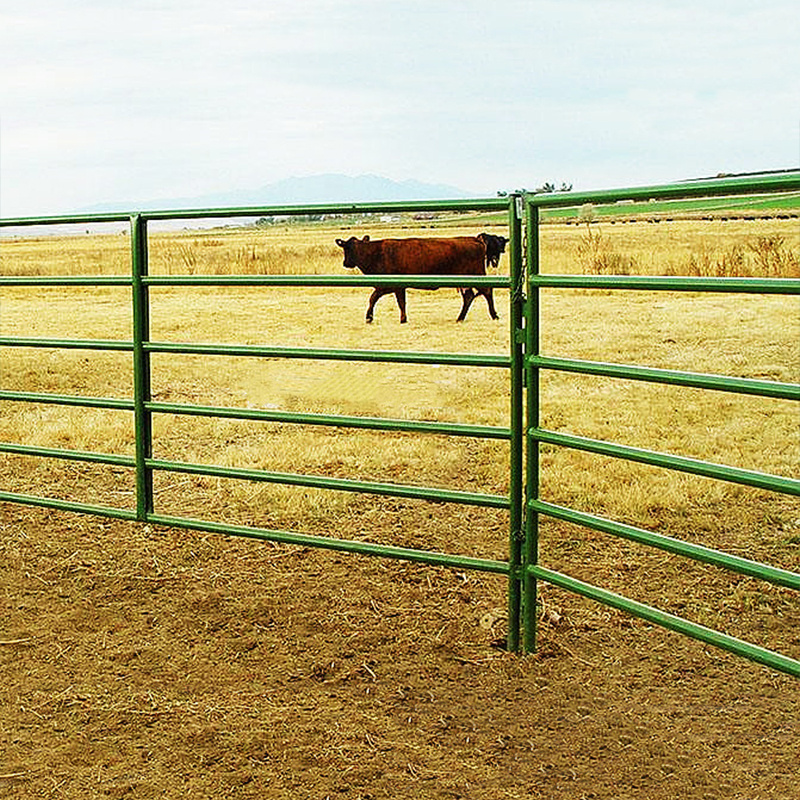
2, 502, 798, 800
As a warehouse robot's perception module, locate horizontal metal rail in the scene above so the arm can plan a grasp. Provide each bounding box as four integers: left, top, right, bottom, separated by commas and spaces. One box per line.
0, 275, 131, 286
31, 273, 797, 293
148, 457, 510, 509
145, 341, 510, 368
147, 401, 511, 440
531, 429, 800, 496
0, 489, 509, 573
0, 196, 509, 228
0, 441, 134, 468
0, 213, 133, 227
0, 336, 509, 368
149, 512, 510, 574
0, 389, 134, 411
531, 355, 800, 401
0, 489, 137, 521
531, 274, 800, 294
143, 274, 510, 288
1, 275, 509, 289
2, 172, 796, 228
525, 172, 800, 209
0, 337, 134, 351
1, 274, 509, 287
531, 500, 800, 590
529, 565, 800, 677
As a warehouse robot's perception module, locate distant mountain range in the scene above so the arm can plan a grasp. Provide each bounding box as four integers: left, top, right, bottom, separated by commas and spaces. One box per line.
80, 173, 473, 214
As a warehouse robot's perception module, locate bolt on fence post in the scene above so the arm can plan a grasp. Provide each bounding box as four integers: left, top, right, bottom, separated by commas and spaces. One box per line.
506, 194, 525, 652
523, 200, 540, 654
130, 214, 154, 521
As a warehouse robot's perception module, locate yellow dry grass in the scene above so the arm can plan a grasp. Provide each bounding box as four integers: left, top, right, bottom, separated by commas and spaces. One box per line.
542, 216, 799, 276
2, 214, 797, 277
0, 217, 798, 566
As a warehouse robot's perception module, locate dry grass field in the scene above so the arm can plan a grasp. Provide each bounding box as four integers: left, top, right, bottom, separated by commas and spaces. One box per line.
1, 216, 798, 798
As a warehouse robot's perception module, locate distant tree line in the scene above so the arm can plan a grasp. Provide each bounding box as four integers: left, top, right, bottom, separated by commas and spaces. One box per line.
497, 183, 573, 197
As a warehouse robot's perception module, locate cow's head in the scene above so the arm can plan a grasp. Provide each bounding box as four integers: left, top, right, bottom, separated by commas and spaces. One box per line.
478, 233, 508, 251
335, 235, 370, 269
478, 233, 509, 268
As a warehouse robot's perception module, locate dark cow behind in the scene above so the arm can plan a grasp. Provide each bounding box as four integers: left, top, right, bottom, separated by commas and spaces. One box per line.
478, 233, 508, 269
335, 235, 499, 323
457, 232, 510, 313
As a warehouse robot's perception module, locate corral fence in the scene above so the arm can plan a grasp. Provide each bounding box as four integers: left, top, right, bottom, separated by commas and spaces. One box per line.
523, 173, 800, 678
1, 172, 798, 677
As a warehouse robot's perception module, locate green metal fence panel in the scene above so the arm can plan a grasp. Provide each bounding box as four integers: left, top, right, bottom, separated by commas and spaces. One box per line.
522, 172, 800, 676
0, 197, 525, 650
3, 176, 799, 671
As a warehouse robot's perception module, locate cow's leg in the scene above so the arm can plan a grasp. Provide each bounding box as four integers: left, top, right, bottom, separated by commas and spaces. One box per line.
394, 288, 408, 323
481, 288, 499, 320
366, 287, 391, 323
457, 288, 476, 322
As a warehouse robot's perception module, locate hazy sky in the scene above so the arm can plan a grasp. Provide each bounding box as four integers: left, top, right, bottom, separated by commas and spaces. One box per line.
1, 0, 798, 217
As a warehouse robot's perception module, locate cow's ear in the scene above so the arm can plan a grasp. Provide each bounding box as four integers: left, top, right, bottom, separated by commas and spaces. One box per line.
362, 235, 370, 242
335, 239, 345, 247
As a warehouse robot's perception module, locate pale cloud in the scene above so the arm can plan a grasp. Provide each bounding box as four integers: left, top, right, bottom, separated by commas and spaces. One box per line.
1, 0, 798, 216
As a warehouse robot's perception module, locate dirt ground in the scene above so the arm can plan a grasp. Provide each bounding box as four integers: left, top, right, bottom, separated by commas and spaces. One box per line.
2, 502, 798, 800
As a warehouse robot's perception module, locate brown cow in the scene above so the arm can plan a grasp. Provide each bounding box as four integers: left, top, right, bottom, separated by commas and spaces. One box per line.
335, 235, 498, 324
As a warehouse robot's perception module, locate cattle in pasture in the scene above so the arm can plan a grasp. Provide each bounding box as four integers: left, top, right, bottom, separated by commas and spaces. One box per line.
478, 233, 508, 269
335, 235, 499, 323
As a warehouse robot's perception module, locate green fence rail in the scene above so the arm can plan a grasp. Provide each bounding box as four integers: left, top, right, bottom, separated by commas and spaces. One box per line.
522, 171, 800, 677
2, 173, 799, 675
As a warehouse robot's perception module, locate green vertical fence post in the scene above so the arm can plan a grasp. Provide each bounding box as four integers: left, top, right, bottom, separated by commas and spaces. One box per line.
506, 195, 525, 652
130, 214, 153, 521
523, 200, 540, 653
